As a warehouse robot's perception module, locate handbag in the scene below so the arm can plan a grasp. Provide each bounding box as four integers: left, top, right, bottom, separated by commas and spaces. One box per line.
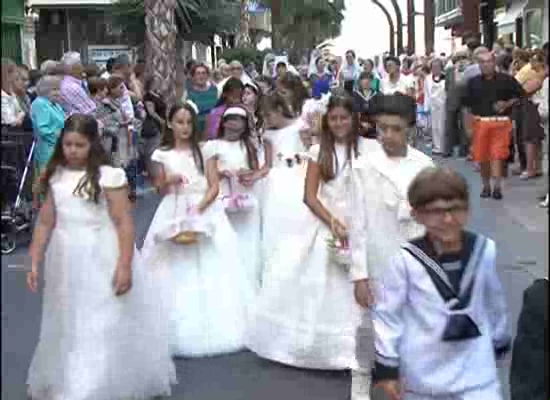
221, 174, 257, 213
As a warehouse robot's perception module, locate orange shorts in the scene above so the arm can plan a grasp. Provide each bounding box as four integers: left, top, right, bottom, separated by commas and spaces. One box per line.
471, 118, 512, 162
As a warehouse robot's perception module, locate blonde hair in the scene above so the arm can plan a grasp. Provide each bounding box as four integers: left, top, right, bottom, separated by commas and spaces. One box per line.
1, 57, 16, 92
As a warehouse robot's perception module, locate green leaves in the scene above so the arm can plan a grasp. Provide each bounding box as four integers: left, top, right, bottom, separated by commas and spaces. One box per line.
113, 0, 239, 43
260, 0, 345, 49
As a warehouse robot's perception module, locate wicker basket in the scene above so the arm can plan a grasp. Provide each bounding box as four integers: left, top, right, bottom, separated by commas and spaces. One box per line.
171, 231, 199, 245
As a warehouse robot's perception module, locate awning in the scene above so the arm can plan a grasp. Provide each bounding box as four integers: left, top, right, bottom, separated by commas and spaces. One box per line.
496, 0, 528, 32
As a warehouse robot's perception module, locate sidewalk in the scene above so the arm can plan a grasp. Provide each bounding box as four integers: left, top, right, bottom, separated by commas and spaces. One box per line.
440, 156, 548, 281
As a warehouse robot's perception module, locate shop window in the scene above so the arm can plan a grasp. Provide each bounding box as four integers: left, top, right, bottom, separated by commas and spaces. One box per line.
524, 8, 542, 48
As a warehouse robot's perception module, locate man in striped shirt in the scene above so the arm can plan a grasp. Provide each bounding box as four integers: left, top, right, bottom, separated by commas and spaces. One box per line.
58, 52, 96, 117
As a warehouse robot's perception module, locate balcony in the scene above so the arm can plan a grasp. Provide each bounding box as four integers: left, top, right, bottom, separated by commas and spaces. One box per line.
435, 0, 463, 27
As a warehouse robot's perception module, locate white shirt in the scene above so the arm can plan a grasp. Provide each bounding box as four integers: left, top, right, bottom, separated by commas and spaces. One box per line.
1, 90, 23, 126
380, 74, 415, 95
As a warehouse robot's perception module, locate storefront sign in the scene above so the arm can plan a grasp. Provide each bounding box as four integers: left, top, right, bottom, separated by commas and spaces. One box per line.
87, 45, 134, 68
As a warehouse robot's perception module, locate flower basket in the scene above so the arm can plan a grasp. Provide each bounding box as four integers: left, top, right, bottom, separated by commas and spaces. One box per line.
155, 187, 215, 245
221, 174, 257, 213
222, 192, 257, 213
172, 231, 199, 245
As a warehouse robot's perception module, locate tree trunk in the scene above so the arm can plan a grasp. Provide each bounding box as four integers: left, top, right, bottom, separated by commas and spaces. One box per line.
237, 0, 252, 47
145, 0, 177, 108
270, 0, 282, 51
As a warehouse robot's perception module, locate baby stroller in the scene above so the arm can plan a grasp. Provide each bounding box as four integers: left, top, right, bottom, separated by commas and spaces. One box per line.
1, 131, 36, 255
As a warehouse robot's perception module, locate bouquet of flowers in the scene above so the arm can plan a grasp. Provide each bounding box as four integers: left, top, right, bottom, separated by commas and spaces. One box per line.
326, 235, 352, 270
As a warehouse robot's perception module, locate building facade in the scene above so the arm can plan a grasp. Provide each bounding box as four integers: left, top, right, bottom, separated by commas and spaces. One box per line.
2, 0, 25, 64
496, 0, 548, 47
29, 0, 136, 65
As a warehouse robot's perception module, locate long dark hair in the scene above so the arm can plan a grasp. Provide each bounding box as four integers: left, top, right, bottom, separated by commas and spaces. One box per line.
217, 105, 259, 170
39, 114, 111, 203
215, 77, 244, 107
243, 83, 264, 130
261, 92, 295, 121
161, 102, 205, 174
318, 96, 360, 182
276, 72, 308, 116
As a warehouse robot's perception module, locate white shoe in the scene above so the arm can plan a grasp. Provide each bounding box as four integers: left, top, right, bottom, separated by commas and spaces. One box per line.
350, 370, 372, 400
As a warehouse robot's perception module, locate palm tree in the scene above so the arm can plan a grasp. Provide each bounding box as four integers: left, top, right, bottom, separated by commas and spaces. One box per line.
260, 0, 345, 52
114, 0, 238, 104
237, 0, 252, 47
144, 0, 178, 107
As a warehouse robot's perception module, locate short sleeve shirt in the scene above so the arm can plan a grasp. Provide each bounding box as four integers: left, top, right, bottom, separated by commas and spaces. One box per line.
463, 72, 524, 117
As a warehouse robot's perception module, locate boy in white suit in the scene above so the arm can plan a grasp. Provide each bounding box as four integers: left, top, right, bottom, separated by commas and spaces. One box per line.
354, 93, 434, 399
372, 167, 510, 400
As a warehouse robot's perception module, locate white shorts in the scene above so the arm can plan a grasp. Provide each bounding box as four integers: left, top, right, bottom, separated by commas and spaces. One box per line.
403, 381, 503, 400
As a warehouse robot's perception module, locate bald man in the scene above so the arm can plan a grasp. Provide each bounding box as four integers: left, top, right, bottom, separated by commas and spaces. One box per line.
58, 52, 96, 116
462, 51, 524, 200
217, 60, 253, 96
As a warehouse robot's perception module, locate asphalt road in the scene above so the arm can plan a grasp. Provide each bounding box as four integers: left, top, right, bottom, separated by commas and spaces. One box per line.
2, 157, 547, 400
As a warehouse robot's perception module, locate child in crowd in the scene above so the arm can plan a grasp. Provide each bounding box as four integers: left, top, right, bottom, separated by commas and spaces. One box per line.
140, 102, 251, 358
372, 166, 511, 400
26, 114, 176, 399
207, 105, 264, 292
246, 96, 373, 400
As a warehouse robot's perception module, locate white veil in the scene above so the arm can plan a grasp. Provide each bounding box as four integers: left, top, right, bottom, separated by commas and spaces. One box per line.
262, 53, 276, 77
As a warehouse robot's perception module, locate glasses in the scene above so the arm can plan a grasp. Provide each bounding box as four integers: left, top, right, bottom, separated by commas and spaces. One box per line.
419, 205, 468, 219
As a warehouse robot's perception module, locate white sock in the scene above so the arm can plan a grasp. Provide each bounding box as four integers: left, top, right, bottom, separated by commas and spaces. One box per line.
350, 369, 371, 400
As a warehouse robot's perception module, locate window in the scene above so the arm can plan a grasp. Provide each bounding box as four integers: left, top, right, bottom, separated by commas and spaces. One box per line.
524, 8, 542, 48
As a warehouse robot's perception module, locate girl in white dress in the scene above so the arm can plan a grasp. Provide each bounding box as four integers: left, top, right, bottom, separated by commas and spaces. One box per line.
257, 93, 311, 263
208, 106, 264, 292
141, 102, 251, 358
26, 114, 176, 400
246, 96, 374, 399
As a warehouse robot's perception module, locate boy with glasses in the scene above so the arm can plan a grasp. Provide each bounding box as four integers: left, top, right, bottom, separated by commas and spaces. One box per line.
372, 166, 510, 400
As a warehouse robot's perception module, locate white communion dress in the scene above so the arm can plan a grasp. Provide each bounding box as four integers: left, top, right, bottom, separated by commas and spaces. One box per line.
27, 165, 177, 400
141, 147, 252, 358
246, 139, 374, 370
260, 119, 313, 268
207, 139, 262, 293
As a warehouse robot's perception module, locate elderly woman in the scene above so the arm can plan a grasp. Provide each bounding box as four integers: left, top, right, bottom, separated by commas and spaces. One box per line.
186, 63, 219, 138
1, 57, 26, 127
95, 76, 132, 165
30, 75, 64, 172
12, 67, 33, 131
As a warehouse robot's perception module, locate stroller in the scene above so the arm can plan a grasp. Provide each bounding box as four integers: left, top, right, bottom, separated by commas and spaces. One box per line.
1, 129, 36, 255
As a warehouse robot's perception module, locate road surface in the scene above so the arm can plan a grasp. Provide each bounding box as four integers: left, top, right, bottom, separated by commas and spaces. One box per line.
2, 157, 547, 399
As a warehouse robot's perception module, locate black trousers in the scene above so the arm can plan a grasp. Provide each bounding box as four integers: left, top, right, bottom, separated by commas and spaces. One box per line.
510, 103, 527, 169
